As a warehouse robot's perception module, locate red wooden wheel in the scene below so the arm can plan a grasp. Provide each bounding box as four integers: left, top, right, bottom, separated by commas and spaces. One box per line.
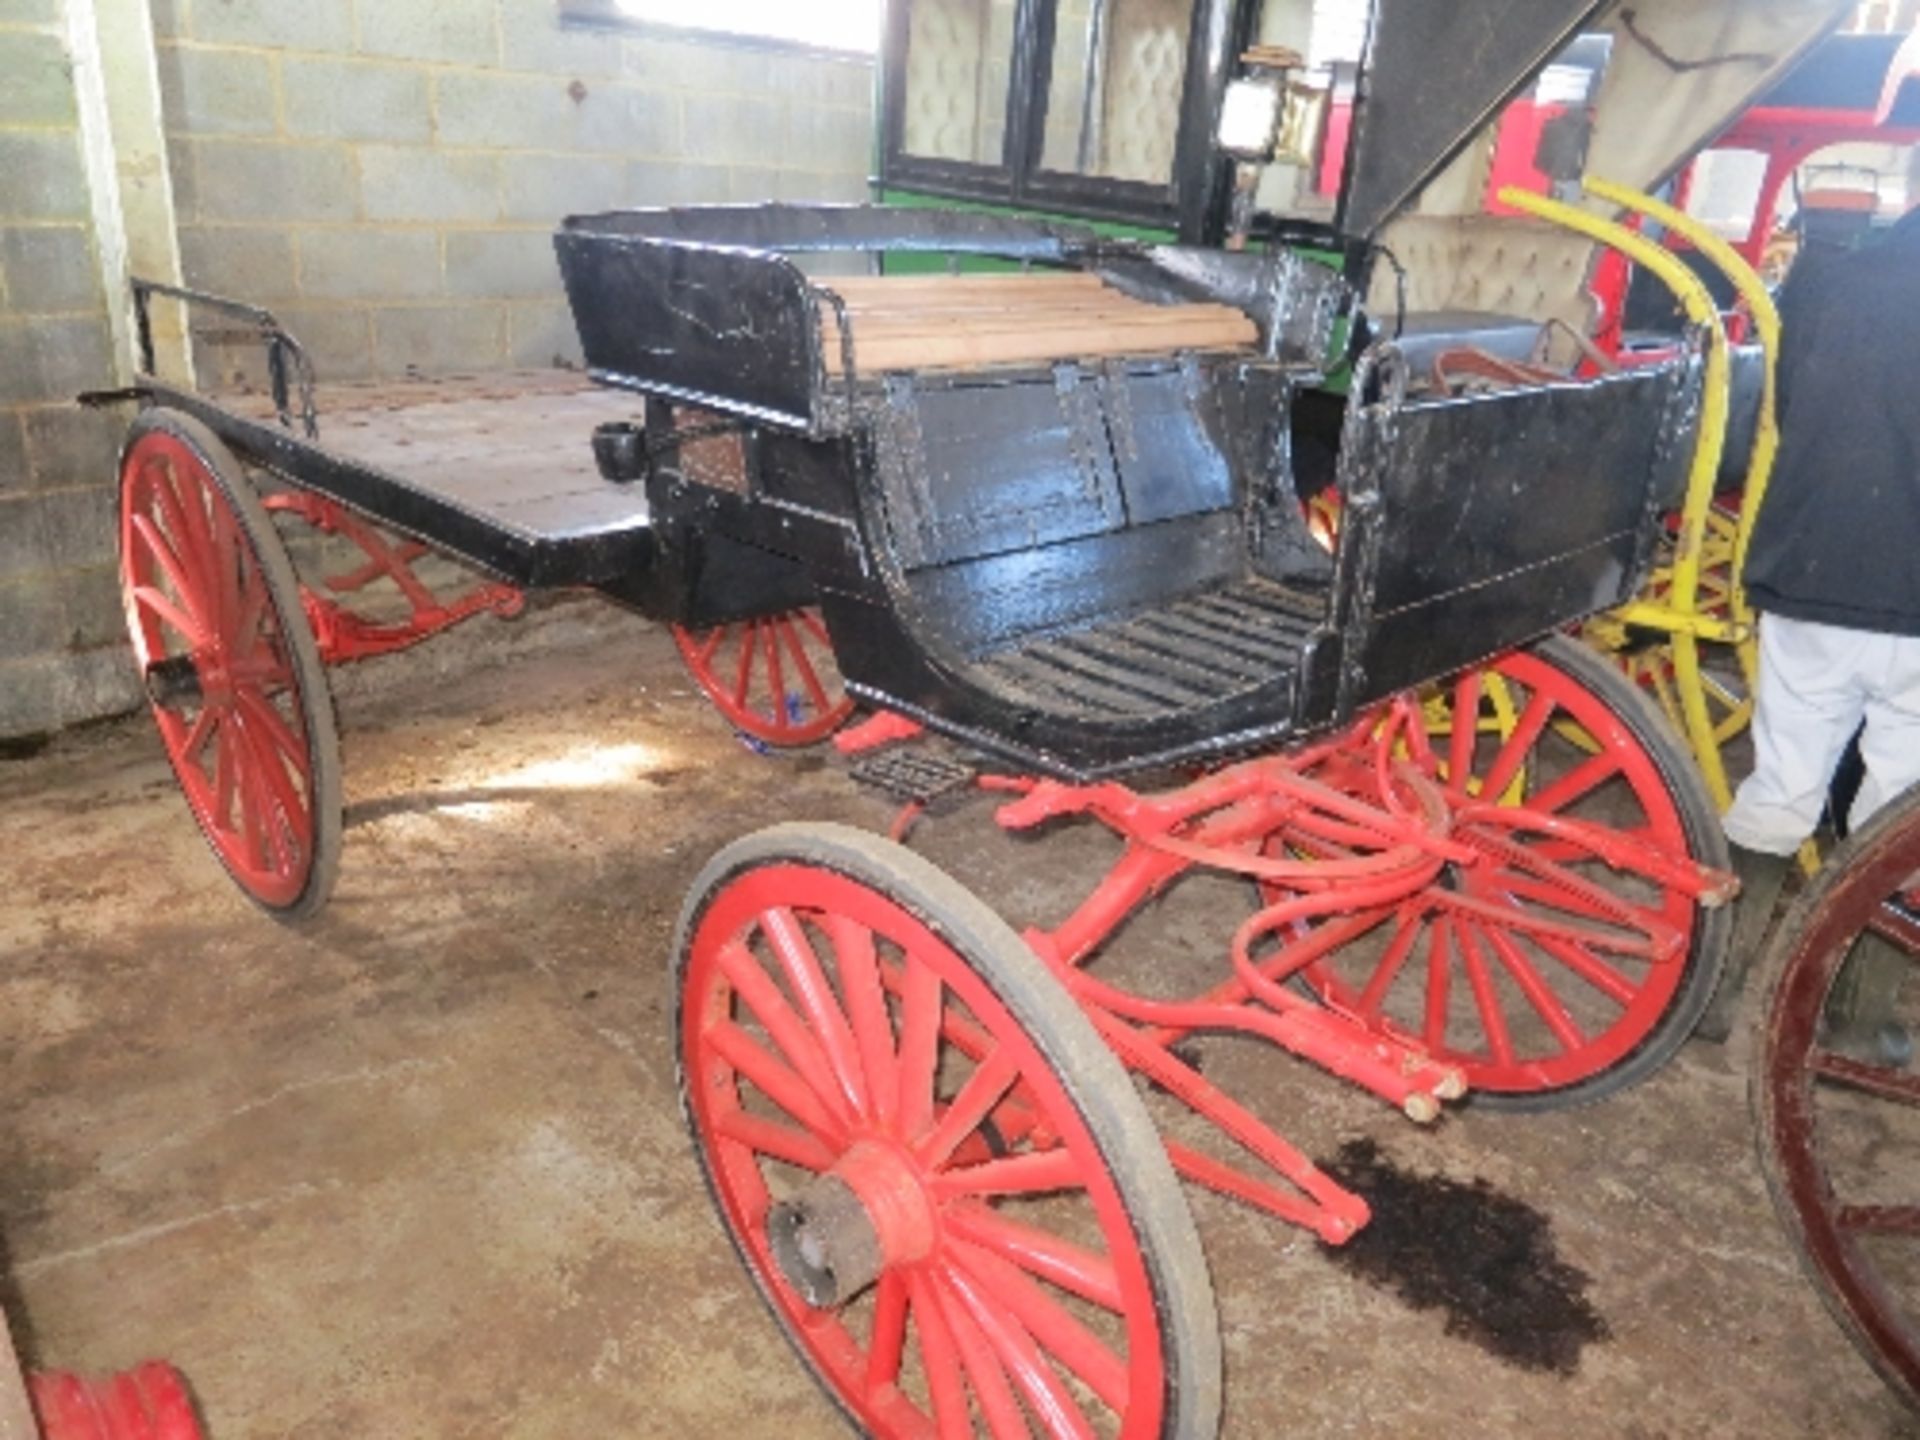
118, 410, 342, 917
673, 609, 854, 747
1754, 786, 1920, 1413
29, 1362, 204, 1440
1285, 636, 1729, 1109
675, 824, 1220, 1438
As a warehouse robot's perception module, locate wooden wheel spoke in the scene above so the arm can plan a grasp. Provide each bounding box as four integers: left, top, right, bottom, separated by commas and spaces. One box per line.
909, 1273, 975, 1440
1478, 690, 1554, 800
731, 620, 758, 709
759, 907, 869, 1118
1866, 901, 1920, 960
230, 708, 307, 855
798, 609, 832, 646
864, 1271, 910, 1395
1423, 914, 1454, 1051
132, 585, 207, 649
149, 459, 215, 588
895, 953, 944, 1142
1532, 932, 1638, 1007
211, 715, 238, 832
1810, 1051, 1920, 1108
934, 1147, 1086, 1202
919, 1050, 1021, 1170
930, 1270, 1030, 1440
712, 1107, 836, 1172
236, 686, 310, 774
776, 615, 833, 715
706, 1020, 846, 1146
178, 705, 217, 768
1447, 669, 1482, 787
943, 1260, 1100, 1439
762, 619, 787, 724
1835, 1204, 1920, 1238
210, 494, 245, 644
950, 1238, 1130, 1413
1524, 751, 1623, 816
231, 724, 271, 870
714, 940, 857, 1132
1476, 921, 1587, 1053
129, 513, 202, 625
695, 626, 725, 665
823, 914, 899, 1128
1356, 905, 1422, 1017
942, 1204, 1122, 1312
1456, 921, 1515, 1067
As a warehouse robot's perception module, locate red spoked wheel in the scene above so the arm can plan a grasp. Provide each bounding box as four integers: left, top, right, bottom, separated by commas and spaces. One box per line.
676, 824, 1221, 1438
1754, 786, 1920, 1413
118, 409, 342, 918
673, 610, 854, 748
29, 1362, 204, 1439
1284, 635, 1730, 1110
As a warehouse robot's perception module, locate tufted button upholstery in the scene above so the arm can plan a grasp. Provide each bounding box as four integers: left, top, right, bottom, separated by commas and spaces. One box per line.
1371, 215, 1603, 338
1097, 0, 1189, 184
903, 0, 1017, 163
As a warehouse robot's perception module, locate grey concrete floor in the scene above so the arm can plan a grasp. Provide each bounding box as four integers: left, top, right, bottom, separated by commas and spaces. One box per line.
2, 601, 1914, 1439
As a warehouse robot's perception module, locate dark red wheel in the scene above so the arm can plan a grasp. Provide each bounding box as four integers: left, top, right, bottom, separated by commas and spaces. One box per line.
1753, 786, 1920, 1412
673, 610, 854, 748
118, 409, 342, 917
1287, 635, 1729, 1109
675, 823, 1220, 1438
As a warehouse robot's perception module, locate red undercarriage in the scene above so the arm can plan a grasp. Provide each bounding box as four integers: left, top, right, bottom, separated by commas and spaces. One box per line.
838, 700, 1733, 1245
261, 493, 523, 664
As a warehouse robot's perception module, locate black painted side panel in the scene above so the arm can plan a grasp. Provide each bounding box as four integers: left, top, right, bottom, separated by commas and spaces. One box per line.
1104, 366, 1233, 526
1359, 539, 1630, 699
555, 231, 820, 430
1366, 373, 1669, 618
880, 375, 1123, 570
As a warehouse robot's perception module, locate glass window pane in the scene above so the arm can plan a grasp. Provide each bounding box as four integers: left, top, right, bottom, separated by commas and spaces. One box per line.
900, 0, 1018, 165
1040, 0, 1193, 186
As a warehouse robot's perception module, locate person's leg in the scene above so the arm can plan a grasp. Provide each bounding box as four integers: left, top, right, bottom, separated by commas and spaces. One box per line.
1724, 615, 1875, 856
1703, 615, 1871, 1041
1849, 631, 1920, 829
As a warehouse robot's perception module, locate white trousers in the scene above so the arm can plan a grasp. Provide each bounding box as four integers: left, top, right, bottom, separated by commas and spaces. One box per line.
1723, 614, 1920, 856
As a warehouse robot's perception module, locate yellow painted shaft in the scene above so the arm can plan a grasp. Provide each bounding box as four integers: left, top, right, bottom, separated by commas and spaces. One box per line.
1496, 183, 1736, 806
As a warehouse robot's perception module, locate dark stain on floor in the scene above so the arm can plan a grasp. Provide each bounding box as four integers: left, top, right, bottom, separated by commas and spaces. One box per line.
1318, 1138, 1610, 1375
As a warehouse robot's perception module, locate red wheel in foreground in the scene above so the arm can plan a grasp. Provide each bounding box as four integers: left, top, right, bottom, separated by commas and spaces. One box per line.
1754, 786, 1920, 1413
30, 1362, 204, 1440
676, 823, 1220, 1438
1288, 636, 1729, 1109
673, 609, 854, 747
118, 409, 341, 917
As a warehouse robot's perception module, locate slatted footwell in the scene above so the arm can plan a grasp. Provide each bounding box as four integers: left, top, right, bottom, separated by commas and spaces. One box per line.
971, 581, 1320, 723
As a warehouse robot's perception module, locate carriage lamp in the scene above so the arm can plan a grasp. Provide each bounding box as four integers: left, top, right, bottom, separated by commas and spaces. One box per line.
1217, 46, 1304, 250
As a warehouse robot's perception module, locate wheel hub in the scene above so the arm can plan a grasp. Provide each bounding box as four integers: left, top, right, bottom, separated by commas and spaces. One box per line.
143, 654, 204, 710
767, 1141, 935, 1309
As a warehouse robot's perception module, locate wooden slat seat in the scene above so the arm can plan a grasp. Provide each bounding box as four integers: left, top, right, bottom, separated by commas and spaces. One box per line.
816, 271, 1258, 374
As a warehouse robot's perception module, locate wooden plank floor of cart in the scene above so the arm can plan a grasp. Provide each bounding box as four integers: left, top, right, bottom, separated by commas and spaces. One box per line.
225, 370, 653, 585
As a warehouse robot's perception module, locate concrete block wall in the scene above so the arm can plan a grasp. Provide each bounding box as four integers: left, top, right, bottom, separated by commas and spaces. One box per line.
157, 0, 876, 385
0, 1, 875, 741
0, 4, 144, 739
